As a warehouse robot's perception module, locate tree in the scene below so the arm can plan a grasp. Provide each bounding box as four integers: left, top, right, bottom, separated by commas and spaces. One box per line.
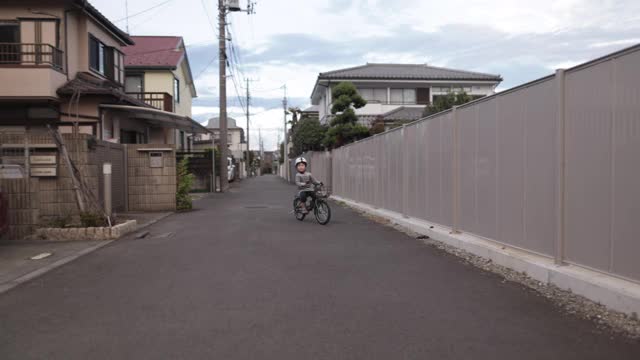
324, 82, 370, 149
287, 107, 302, 138
423, 91, 474, 117
291, 118, 328, 157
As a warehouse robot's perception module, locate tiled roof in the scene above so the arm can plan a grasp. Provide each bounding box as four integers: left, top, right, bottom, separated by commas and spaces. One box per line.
124, 36, 184, 68
319, 63, 502, 81
57, 72, 150, 107
381, 106, 425, 121
302, 105, 319, 113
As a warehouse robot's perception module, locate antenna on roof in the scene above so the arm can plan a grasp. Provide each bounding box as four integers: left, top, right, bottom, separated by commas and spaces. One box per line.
125, 0, 130, 33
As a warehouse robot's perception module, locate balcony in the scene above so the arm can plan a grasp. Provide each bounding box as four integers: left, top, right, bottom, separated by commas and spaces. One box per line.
0, 43, 64, 70
126, 92, 174, 112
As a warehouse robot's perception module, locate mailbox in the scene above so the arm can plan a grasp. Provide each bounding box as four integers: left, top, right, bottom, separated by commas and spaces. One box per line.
149, 152, 164, 168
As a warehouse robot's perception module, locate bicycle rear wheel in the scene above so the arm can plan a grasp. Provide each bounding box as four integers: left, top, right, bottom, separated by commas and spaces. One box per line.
314, 200, 331, 225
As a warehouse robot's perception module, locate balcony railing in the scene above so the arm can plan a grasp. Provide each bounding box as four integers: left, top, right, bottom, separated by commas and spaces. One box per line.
126, 92, 174, 112
0, 43, 64, 70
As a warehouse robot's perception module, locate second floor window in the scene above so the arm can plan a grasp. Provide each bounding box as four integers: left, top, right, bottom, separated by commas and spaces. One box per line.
89, 36, 106, 74
358, 88, 386, 103
390, 89, 417, 104
89, 35, 124, 85
174, 77, 180, 103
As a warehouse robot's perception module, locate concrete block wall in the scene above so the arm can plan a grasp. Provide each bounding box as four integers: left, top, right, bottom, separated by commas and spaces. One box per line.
126, 144, 176, 212
0, 178, 39, 239
38, 134, 99, 224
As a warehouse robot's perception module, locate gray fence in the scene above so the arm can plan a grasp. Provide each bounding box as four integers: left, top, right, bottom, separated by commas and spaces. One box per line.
328, 44, 640, 283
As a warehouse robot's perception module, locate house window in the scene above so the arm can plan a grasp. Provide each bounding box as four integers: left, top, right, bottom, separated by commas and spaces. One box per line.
125, 75, 143, 93
174, 77, 180, 103
390, 89, 417, 104
0, 22, 20, 63
89, 35, 123, 84
89, 36, 106, 74
358, 88, 386, 103
113, 50, 124, 84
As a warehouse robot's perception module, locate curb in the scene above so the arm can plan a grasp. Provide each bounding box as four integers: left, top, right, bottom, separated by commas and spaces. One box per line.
333, 195, 640, 317
0, 241, 113, 295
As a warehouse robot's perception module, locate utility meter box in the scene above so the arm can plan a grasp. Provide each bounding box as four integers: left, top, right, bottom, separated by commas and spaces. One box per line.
226, 0, 241, 11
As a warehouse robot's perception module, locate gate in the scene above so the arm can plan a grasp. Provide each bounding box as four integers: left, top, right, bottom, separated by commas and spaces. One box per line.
94, 141, 126, 213
176, 151, 212, 192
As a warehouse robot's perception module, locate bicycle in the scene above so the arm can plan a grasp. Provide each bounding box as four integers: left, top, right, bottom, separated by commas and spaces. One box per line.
293, 184, 332, 225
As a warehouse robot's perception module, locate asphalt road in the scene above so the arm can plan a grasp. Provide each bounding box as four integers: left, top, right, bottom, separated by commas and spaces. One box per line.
1, 175, 638, 359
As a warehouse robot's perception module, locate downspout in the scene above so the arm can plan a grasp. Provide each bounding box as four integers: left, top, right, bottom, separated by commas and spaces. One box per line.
64, 9, 70, 80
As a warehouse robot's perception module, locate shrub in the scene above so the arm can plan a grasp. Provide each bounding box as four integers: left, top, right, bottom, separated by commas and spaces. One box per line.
176, 157, 194, 210
49, 214, 72, 228
80, 212, 106, 227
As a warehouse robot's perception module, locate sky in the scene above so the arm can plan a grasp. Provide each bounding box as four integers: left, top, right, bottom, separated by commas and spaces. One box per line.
92, 0, 640, 150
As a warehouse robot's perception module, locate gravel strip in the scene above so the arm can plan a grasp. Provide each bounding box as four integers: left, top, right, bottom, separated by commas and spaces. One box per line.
341, 202, 640, 340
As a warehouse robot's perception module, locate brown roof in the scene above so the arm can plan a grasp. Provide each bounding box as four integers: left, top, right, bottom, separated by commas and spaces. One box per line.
124, 36, 184, 68
57, 72, 150, 107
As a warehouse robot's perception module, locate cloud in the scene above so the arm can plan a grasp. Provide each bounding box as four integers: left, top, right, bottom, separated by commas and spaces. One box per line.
89, 0, 640, 150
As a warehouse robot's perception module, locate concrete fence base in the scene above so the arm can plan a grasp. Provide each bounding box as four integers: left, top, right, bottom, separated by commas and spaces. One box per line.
35, 220, 138, 241
333, 195, 640, 317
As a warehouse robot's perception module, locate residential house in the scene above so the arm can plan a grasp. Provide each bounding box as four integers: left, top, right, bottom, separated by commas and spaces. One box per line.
300, 105, 319, 121
0, 0, 207, 142
195, 116, 246, 157
310, 63, 502, 128
122, 36, 199, 150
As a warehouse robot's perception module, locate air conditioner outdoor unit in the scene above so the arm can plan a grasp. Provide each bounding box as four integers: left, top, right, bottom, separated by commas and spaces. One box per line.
226, 0, 241, 11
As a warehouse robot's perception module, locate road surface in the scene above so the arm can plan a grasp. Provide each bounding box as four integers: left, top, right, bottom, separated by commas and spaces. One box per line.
1, 175, 638, 359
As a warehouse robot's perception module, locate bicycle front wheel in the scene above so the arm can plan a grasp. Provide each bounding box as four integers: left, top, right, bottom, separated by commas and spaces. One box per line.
314, 200, 331, 225
293, 199, 306, 221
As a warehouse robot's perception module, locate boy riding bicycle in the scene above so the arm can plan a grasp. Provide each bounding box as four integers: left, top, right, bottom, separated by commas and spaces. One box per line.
294, 157, 323, 214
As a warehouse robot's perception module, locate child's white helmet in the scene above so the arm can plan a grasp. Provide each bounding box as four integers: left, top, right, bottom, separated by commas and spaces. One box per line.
295, 157, 308, 166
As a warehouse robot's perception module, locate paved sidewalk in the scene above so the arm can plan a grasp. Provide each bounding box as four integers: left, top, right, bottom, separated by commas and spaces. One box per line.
0, 175, 639, 359
0, 240, 107, 294
0, 211, 171, 294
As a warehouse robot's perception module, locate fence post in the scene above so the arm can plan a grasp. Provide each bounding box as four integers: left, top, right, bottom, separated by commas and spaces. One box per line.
123, 144, 129, 212
451, 106, 461, 234
555, 69, 567, 265
402, 125, 409, 218
103, 162, 112, 218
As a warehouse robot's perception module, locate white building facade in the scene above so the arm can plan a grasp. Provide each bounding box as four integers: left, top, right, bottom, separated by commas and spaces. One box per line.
310, 63, 502, 126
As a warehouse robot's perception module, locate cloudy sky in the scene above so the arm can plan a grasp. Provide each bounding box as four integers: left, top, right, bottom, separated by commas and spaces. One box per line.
93, 0, 640, 150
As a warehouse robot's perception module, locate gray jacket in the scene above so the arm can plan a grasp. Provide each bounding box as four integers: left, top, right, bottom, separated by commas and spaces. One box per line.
295, 171, 321, 190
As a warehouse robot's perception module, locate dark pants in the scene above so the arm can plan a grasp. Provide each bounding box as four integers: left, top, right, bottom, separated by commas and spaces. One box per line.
298, 190, 316, 205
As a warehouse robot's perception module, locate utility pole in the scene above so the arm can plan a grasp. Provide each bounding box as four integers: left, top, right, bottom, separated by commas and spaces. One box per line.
283, 84, 288, 181
246, 78, 251, 176
218, 0, 228, 192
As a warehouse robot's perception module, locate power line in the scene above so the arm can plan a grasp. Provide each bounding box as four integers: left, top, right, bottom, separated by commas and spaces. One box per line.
115, 0, 174, 23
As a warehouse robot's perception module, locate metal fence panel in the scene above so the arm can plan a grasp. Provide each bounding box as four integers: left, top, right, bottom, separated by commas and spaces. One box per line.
328, 45, 640, 283
474, 99, 499, 240
611, 49, 640, 280
565, 60, 615, 272
521, 79, 558, 256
